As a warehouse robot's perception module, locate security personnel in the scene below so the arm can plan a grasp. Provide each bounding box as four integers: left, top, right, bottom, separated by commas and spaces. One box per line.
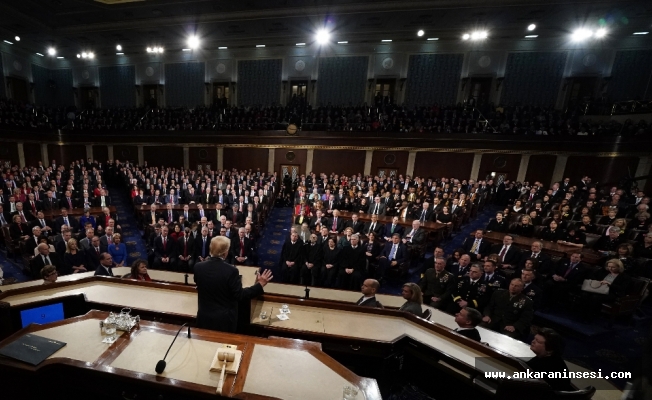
418, 257, 456, 310
481, 278, 534, 339
447, 264, 490, 314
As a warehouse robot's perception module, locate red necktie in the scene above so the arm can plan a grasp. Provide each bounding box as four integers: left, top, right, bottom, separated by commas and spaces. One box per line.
240, 240, 244, 257
184, 238, 188, 257
332, 218, 337, 231
499, 246, 507, 261
31, 202, 36, 212
20, 212, 26, 223
163, 237, 167, 250
68, 198, 72, 208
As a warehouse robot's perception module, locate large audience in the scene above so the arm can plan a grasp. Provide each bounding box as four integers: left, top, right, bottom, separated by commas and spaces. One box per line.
2, 158, 649, 345
1, 96, 650, 135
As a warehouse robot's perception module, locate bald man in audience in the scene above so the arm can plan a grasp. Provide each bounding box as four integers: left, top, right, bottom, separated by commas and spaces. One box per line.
355, 279, 383, 308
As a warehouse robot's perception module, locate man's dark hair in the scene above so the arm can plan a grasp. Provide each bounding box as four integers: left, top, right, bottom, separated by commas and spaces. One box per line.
463, 307, 482, 327
535, 327, 565, 357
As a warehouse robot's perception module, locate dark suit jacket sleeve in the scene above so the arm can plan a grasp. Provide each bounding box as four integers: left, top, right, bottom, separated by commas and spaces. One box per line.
514, 298, 534, 333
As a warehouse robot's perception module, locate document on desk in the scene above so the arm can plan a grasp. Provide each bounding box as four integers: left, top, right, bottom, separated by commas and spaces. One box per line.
0, 333, 66, 365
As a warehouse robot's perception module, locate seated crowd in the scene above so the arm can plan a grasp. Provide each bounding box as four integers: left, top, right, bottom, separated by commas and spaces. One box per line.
2, 97, 650, 135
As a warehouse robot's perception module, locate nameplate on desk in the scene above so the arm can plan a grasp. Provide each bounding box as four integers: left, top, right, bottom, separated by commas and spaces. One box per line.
0, 333, 66, 365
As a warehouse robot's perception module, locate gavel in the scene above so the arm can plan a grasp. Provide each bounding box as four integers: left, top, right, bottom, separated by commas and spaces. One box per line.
216, 351, 235, 395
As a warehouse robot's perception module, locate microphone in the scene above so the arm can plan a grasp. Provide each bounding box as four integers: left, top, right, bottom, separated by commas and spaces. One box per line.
304, 286, 310, 299
155, 323, 191, 374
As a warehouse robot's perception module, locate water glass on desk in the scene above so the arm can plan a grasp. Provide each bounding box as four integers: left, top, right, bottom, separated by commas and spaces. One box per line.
343, 385, 359, 400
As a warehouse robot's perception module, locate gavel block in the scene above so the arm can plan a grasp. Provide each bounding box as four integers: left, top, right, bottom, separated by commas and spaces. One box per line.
209, 346, 242, 375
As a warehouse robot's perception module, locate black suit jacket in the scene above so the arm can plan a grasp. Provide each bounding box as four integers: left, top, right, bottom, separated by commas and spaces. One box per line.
490, 244, 521, 266
383, 222, 404, 238
462, 237, 492, 259
194, 257, 264, 332
327, 217, 345, 233
193, 235, 212, 260
345, 220, 365, 234
85, 245, 106, 270
154, 235, 178, 258
94, 265, 115, 276
455, 328, 481, 342
31, 252, 66, 278
356, 296, 383, 308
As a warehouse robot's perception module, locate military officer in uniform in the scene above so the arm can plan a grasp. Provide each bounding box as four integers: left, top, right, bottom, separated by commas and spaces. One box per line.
521, 269, 543, 310
481, 278, 534, 339
447, 264, 491, 314
418, 257, 456, 310
481, 259, 506, 295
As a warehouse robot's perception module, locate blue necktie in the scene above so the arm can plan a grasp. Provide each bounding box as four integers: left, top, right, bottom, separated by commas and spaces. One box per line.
389, 244, 397, 260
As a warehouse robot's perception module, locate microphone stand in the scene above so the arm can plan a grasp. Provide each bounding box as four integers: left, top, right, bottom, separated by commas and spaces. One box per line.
304, 286, 310, 299
155, 323, 191, 374
184, 273, 189, 285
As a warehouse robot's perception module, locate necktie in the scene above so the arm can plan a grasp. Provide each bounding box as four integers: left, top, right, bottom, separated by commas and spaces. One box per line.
240, 240, 245, 257
391, 224, 395, 234
40, 219, 45, 227
332, 218, 337, 231
0, 214, 5, 225
95, 247, 99, 255
499, 246, 507, 261
44, 256, 51, 265
421, 210, 426, 222
184, 238, 188, 257
564, 263, 576, 278
163, 237, 166, 250
374, 204, 379, 214
370, 222, 375, 232
389, 244, 397, 260
20, 212, 26, 223
68, 198, 72, 208
64, 217, 69, 226
31, 202, 36, 212
169, 211, 172, 223
470, 239, 479, 253
200, 210, 204, 218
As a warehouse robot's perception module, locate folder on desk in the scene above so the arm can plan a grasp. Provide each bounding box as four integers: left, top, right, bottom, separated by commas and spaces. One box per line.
0, 333, 66, 366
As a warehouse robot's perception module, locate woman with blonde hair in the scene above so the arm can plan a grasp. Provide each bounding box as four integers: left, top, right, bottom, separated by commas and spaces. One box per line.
64, 238, 88, 274
399, 282, 423, 316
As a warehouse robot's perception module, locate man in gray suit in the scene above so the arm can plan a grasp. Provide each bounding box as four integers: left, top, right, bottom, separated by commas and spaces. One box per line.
367, 196, 386, 216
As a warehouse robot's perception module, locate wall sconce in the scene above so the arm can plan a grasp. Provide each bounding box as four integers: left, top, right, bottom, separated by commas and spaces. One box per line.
495, 77, 504, 90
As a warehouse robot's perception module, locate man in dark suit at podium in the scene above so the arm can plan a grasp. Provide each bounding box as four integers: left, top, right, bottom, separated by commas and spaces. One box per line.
453, 307, 482, 342
194, 236, 273, 333
94, 252, 116, 276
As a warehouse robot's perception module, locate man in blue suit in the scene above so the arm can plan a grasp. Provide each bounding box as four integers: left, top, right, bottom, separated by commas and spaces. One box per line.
377, 233, 408, 281
383, 216, 405, 241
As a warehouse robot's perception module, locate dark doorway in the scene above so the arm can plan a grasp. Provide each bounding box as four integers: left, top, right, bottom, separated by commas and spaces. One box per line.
213, 83, 230, 107
143, 84, 158, 108
468, 77, 492, 107
374, 79, 395, 104
289, 80, 308, 105
567, 77, 598, 109
79, 87, 98, 109
6, 77, 29, 102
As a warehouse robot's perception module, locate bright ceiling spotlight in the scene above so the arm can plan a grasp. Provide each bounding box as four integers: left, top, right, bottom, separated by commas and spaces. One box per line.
47, 47, 56, 56
77, 54, 81, 58
146, 47, 152, 53
462, 33, 470, 40
315, 29, 330, 45
527, 24, 536, 31
187, 35, 200, 49
15, 36, 20, 41
417, 30, 424, 37
595, 28, 607, 38
471, 31, 488, 40
81, 52, 88, 58
572, 28, 593, 41
88, 52, 95, 59
116, 44, 122, 51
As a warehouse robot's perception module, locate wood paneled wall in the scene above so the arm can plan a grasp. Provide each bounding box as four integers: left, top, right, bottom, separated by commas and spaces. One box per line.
477, 153, 522, 182
144, 146, 183, 168
563, 156, 640, 186
413, 152, 475, 179
113, 145, 138, 164
275, 149, 307, 177
0, 141, 19, 166
23, 143, 41, 167
370, 151, 408, 177
223, 148, 268, 172
525, 155, 556, 186
48, 144, 86, 167
189, 147, 218, 171
312, 150, 366, 176
92, 145, 108, 163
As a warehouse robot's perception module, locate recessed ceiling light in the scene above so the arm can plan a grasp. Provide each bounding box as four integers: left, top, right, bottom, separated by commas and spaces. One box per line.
417, 30, 424, 37
47, 47, 56, 56
218, 46, 228, 49
296, 43, 306, 46
462, 33, 470, 40
116, 44, 122, 51
633, 31, 649, 35
36, 52, 44, 56
470, 31, 488, 40
187, 35, 200, 49
14, 36, 20, 41
182, 48, 191, 51
315, 29, 330, 45
77, 54, 81, 58
595, 28, 607, 38
525, 35, 538, 38
337, 41, 348, 44
427, 38, 439, 41
116, 52, 124, 55
381, 39, 392, 42
572, 28, 593, 41
56, 56, 64, 59
3, 40, 13, 45
527, 24, 536, 31
256, 44, 265, 47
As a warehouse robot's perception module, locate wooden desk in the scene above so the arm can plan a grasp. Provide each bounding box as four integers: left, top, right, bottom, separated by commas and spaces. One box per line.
480, 231, 602, 265
338, 211, 446, 234
43, 206, 117, 219
0, 310, 380, 400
